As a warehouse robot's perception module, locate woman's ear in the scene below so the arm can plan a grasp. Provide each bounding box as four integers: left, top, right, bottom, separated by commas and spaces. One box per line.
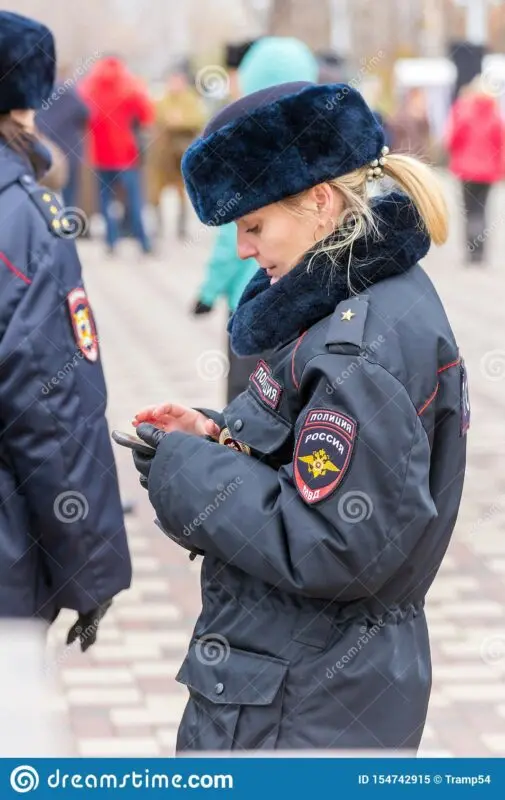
310, 183, 335, 222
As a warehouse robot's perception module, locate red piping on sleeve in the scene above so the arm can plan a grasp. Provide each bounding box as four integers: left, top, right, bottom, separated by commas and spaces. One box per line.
418, 357, 461, 416
437, 357, 461, 374
0, 251, 32, 285
291, 330, 308, 390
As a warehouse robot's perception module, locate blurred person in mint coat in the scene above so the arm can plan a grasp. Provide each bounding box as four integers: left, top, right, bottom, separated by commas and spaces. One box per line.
192, 37, 319, 403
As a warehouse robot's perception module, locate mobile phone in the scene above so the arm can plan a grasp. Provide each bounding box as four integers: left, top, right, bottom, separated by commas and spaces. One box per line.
111, 430, 156, 456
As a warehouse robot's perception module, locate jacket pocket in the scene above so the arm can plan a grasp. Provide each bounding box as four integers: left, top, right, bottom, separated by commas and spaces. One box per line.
224, 390, 293, 457
175, 641, 289, 751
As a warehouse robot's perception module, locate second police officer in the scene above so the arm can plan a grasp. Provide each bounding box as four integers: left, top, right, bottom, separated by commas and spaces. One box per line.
0, 12, 131, 648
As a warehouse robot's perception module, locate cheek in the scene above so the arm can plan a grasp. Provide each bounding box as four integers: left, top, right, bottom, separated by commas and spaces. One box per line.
259, 213, 316, 269
281, 220, 315, 266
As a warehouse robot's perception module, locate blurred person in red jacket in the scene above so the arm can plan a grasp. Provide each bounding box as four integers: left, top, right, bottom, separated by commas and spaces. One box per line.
445, 75, 505, 265
79, 56, 154, 254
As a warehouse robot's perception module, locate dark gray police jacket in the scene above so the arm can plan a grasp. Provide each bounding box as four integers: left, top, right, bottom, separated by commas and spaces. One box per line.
0, 142, 131, 621
149, 248, 468, 752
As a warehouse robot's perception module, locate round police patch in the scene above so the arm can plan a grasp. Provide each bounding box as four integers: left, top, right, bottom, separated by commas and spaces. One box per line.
218, 426, 251, 456
293, 408, 357, 505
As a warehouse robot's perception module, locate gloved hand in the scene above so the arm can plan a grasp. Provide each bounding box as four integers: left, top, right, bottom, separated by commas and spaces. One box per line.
192, 299, 213, 316
133, 423, 169, 489
66, 599, 112, 652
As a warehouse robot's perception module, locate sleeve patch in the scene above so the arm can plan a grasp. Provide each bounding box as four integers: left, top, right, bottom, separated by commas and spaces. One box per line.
460, 359, 470, 436
218, 426, 251, 456
293, 408, 357, 504
249, 359, 282, 410
67, 288, 99, 362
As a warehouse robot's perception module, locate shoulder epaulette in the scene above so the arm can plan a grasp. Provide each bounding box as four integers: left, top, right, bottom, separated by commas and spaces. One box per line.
324, 296, 369, 354
17, 174, 71, 236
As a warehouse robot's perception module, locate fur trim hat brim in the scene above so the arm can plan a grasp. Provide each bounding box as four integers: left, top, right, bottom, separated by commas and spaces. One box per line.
182, 81, 384, 226
0, 12, 56, 113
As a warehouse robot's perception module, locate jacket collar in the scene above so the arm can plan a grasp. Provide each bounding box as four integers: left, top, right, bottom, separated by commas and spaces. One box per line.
228, 191, 431, 356
0, 136, 52, 192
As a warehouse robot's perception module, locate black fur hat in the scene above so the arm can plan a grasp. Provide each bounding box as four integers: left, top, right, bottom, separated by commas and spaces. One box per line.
225, 40, 257, 69
0, 12, 56, 113
181, 81, 385, 226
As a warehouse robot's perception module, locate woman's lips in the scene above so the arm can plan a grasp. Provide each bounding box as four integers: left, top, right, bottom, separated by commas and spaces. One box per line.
263, 266, 280, 285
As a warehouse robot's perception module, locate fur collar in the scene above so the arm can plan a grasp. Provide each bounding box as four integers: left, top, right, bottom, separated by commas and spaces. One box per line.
228, 191, 431, 355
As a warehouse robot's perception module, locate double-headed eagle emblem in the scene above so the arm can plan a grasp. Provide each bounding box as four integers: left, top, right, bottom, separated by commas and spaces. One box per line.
298, 448, 340, 479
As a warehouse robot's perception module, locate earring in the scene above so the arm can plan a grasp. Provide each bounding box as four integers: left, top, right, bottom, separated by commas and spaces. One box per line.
313, 221, 326, 243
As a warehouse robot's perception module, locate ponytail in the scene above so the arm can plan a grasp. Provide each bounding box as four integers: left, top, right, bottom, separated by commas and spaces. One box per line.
381, 153, 449, 246
281, 150, 449, 275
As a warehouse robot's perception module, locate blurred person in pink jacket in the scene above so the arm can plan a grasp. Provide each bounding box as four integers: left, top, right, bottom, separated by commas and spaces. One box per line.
79, 56, 154, 254
445, 75, 505, 265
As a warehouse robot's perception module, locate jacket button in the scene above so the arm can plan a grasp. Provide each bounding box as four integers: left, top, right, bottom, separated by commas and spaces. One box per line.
234, 419, 243, 432
214, 682, 224, 695
21, 175, 33, 185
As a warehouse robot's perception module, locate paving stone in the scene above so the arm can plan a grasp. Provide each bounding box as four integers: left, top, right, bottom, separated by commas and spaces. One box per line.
61, 669, 135, 686
78, 737, 161, 756
66, 688, 142, 706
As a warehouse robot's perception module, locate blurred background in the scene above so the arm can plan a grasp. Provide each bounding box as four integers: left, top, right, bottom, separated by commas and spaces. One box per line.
2, 0, 505, 758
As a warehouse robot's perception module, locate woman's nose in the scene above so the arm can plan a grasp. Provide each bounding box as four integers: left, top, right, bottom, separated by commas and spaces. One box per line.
237, 234, 258, 261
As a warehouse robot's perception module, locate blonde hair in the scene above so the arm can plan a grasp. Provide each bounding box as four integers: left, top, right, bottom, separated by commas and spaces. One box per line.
282, 152, 449, 280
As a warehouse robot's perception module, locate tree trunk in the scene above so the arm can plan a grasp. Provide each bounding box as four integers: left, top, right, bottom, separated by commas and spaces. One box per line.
267, 0, 332, 52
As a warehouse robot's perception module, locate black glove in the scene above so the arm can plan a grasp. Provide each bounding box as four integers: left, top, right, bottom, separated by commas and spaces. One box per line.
67, 600, 112, 652
135, 425, 205, 561
192, 299, 213, 316
133, 423, 168, 489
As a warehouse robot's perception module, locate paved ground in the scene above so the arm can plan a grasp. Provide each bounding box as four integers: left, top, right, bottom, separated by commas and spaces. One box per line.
46, 178, 505, 757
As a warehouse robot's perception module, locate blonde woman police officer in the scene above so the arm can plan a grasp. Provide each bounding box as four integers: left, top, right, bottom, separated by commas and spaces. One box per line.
132, 82, 468, 752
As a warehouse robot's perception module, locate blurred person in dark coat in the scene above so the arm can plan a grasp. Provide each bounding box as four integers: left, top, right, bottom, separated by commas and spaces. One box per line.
445, 75, 505, 264
35, 66, 89, 210
0, 12, 132, 642
79, 56, 155, 255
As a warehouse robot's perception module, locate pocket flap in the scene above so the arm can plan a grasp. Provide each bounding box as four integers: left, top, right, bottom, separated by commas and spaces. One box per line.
224, 390, 292, 455
176, 641, 288, 706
